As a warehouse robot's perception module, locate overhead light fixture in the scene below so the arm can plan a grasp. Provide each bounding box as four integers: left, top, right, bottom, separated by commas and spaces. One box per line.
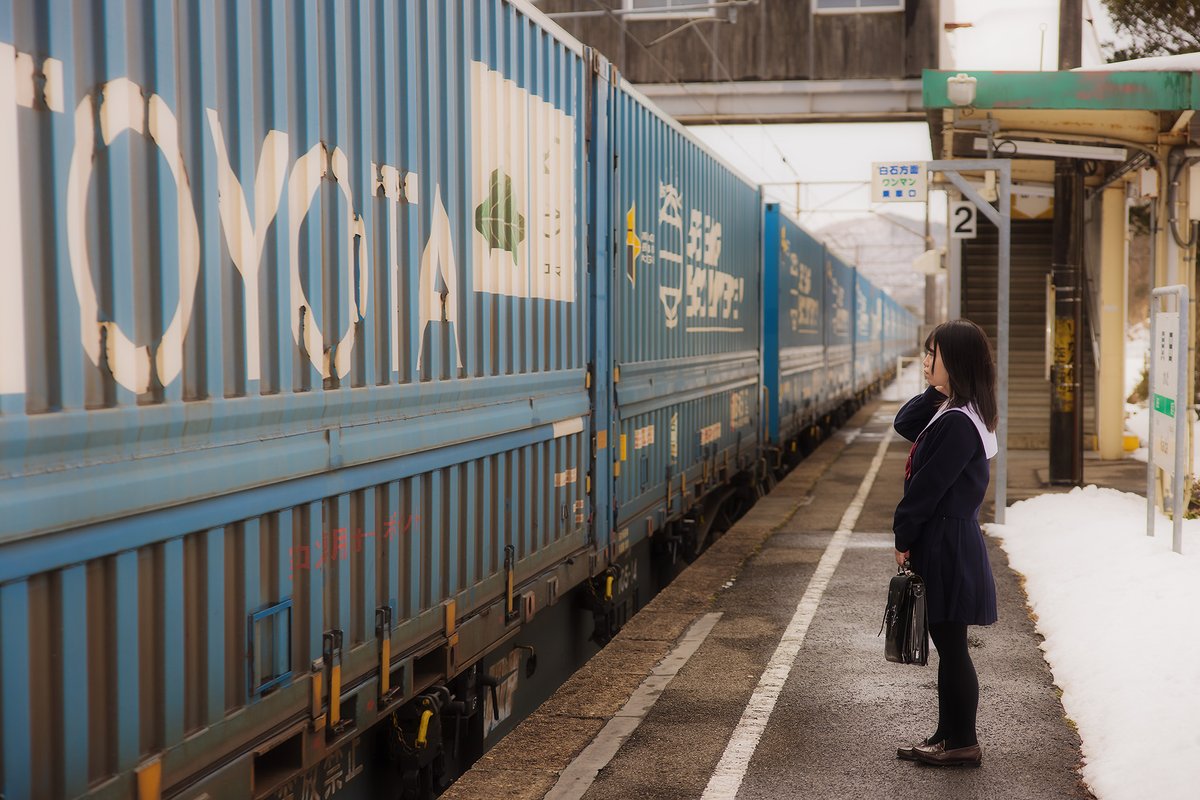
947, 73, 977, 107
973, 137, 1127, 161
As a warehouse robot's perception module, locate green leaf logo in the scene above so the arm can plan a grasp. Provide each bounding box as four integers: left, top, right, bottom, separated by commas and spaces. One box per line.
475, 169, 526, 264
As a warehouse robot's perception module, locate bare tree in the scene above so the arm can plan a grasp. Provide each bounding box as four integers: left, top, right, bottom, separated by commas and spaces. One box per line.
1101, 0, 1200, 60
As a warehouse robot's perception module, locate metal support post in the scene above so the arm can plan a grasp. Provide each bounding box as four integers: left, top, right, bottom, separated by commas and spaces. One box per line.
948, 191, 963, 320
928, 160, 1011, 523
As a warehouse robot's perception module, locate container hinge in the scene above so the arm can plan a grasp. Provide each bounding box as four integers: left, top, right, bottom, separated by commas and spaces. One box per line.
504, 544, 519, 624
322, 630, 353, 739
376, 606, 402, 707
309, 659, 325, 730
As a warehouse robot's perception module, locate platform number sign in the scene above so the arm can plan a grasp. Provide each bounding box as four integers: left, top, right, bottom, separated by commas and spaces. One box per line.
950, 201, 978, 239
871, 162, 926, 203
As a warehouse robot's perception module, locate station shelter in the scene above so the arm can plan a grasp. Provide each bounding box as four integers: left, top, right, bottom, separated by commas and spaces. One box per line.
922, 58, 1200, 485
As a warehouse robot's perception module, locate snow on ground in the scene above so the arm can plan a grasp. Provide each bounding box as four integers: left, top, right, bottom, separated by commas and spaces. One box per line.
988, 488, 1200, 800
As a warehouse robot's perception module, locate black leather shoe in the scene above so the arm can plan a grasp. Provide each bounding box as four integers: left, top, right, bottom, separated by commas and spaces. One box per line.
913, 740, 982, 767
897, 738, 943, 761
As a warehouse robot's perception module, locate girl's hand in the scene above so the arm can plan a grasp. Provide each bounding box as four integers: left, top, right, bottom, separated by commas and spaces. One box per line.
894, 549, 910, 568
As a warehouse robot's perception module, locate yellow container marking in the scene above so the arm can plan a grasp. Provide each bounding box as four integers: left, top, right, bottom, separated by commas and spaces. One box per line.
311, 671, 324, 719
330, 664, 341, 724
136, 758, 162, 800
416, 709, 434, 748
380, 638, 391, 694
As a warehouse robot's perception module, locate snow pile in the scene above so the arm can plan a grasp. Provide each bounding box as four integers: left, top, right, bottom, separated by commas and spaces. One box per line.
988, 487, 1200, 800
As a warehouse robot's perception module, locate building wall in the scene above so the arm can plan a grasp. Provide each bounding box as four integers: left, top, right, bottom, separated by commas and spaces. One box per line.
541, 0, 938, 82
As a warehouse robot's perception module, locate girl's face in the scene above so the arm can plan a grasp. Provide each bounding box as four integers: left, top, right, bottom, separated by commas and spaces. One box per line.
924, 342, 951, 396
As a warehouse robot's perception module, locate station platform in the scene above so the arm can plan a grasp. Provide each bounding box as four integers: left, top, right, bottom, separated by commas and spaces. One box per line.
445, 396, 1144, 800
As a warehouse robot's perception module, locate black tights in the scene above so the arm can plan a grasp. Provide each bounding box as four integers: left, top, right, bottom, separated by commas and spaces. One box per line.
928, 621, 979, 749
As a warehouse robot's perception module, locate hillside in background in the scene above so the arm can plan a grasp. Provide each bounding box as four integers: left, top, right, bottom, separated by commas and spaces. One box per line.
815, 212, 944, 318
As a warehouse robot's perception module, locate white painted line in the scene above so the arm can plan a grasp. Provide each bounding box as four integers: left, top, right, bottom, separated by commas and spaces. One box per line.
702, 425, 896, 799
546, 612, 724, 800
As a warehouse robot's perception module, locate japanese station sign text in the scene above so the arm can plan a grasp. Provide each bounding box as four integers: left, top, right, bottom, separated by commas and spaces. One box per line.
1152, 312, 1181, 476
871, 162, 927, 203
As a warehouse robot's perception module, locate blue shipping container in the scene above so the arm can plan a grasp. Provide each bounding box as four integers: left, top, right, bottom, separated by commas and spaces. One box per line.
0, 2, 598, 797
609, 78, 761, 547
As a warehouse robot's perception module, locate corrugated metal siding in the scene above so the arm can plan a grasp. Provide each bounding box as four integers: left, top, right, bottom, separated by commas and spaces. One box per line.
616, 383, 758, 520
2, 0, 588, 538
1, 429, 588, 794
1, 1, 592, 795
854, 275, 883, 391
772, 210, 827, 442
881, 293, 917, 365
824, 251, 854, 410
612, 83, 760, 364
611, 78, 760, 531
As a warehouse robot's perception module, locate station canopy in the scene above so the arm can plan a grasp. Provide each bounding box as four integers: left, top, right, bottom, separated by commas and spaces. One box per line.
923, 55, 1200, 188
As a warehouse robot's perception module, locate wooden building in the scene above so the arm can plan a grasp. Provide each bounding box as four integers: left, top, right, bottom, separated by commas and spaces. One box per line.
537, 0, 940, 122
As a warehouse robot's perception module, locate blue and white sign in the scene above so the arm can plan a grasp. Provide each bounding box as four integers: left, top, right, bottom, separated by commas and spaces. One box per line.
1147, 284, 1189, 554
871, 162, 927, 203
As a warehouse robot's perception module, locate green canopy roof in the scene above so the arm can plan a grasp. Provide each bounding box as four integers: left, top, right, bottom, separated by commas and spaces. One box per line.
923, 69, 1199, 111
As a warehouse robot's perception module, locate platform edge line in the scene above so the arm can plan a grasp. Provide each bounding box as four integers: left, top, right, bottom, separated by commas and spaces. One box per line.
543, 611, 725, 800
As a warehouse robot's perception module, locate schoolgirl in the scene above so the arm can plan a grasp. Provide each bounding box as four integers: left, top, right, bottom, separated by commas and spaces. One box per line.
892, 318, 999, 768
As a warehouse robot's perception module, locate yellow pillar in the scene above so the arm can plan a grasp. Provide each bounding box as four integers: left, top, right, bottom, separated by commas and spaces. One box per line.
1097, 185, 1127, 459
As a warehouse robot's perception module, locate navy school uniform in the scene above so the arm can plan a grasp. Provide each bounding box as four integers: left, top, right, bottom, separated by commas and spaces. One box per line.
893, 386, 998, 627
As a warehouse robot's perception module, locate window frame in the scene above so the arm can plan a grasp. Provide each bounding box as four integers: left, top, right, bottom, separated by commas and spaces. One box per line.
811, 0, 905, 15
622, 0, 718, 22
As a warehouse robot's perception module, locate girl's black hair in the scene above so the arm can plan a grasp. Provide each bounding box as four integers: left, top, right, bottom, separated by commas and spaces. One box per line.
925, 318, 998, 432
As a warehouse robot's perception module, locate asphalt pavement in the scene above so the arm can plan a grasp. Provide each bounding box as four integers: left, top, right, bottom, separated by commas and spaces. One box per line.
446, 398, 1096, 800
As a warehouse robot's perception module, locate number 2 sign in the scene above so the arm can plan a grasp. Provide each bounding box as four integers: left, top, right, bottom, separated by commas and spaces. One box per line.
950, 201, 978, 239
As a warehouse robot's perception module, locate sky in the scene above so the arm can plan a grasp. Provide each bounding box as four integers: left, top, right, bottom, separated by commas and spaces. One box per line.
686, 0, 1125, 252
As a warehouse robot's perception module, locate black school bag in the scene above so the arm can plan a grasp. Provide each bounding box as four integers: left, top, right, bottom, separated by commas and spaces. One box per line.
880, 565, 929, 666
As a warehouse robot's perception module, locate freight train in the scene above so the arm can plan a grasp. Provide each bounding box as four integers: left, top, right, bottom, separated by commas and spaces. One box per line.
0, 2, 918, 798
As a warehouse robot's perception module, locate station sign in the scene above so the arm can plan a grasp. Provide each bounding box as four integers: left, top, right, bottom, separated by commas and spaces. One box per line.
1151, 311, 1180, 476
871, 162, 927, 203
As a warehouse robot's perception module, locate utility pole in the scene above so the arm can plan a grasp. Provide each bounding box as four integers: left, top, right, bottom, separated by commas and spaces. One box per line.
1058, 0, 1082, 70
